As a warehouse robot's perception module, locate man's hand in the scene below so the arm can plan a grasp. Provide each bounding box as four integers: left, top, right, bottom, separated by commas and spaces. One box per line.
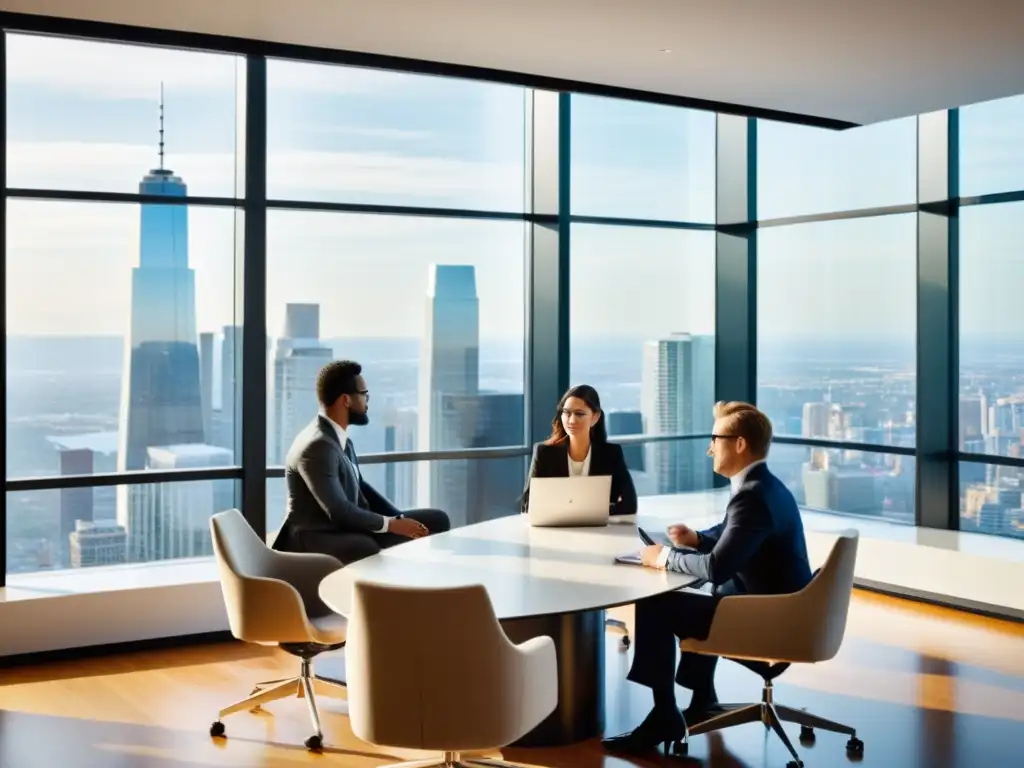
667, 523, 699, 549
640, 544, 665, 568
389, 517, 428, 539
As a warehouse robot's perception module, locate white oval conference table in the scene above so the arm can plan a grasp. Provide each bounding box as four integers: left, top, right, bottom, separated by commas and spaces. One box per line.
319, 512, 698, 747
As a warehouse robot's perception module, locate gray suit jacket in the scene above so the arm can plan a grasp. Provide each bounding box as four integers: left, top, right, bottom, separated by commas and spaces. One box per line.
273, 416, 401, 550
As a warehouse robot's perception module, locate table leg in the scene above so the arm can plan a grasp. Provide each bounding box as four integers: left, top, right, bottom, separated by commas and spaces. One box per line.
500, 609, 605, 747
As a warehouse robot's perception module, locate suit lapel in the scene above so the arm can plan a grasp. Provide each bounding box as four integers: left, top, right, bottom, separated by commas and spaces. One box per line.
317, 415, 365, 503
549, 443, 570, 477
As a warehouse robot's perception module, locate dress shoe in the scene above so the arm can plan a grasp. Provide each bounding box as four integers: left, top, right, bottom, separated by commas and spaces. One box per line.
602, 705, 688, 755
683, 692, 721, 725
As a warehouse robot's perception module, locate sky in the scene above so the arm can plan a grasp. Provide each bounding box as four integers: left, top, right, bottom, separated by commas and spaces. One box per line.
4, 32, 1024, 344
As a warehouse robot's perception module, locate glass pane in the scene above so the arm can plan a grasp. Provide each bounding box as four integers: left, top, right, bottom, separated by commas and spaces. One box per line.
570, 95, 716, 222
959, 461, 1024, 539
959, 202, 1024, 456
6, 33, 243, 197
267, 455, 528, 534
757, 214, 917, 448
960, 94, 1024, 197
5, 200, 242, 480
6, 479, 239, 576
757, 117, 917, 220
266, 59, 525, 210
771, 444, 915, 525
569, 224, 715, 449
619, 437, 714, 498
265, 211, 526, 467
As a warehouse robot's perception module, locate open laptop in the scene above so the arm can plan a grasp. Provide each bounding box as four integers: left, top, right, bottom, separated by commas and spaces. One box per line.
527, 475, 612, 527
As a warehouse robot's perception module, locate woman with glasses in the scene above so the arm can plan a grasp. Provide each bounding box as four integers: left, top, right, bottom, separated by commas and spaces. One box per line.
520, 384, 638, 515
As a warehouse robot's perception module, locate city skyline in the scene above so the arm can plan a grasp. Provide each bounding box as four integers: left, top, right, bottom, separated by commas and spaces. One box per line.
5, 30, 1024, 576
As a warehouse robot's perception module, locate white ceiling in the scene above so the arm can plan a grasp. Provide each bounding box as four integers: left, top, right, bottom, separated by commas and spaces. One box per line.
3, 0, 1024, 127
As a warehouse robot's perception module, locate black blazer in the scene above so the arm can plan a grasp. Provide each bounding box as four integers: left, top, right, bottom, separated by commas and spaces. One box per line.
520, 440, 638, 516
667, 463, 813, 596
272, 415, 401, 552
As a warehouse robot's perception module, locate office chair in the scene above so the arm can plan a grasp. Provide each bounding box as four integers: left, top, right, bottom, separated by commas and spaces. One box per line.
346, 581, 558, 767
674, 530, 864, 768
208, 509, 349, 751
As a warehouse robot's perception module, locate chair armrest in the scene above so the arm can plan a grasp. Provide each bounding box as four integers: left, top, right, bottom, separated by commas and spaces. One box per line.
506, 636, 558, 740
223, 575, 320, 644
682, 592, 822, 663
267, 551, 343, 618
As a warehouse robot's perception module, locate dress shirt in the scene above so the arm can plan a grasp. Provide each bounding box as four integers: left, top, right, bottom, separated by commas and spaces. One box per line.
654, 458, 768, 568
730, 459, 766, 496
322, 412, 389, 533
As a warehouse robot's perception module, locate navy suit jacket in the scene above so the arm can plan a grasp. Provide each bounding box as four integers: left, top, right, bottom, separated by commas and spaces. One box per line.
666, 463, 813, 596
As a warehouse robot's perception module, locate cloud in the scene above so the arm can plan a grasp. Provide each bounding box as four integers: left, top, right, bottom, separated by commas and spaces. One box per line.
5, 32, 436, 100
5, 139, 718, 341
267, 148, 523, 209
7, 140, 525, 209
306, 126, 432, 141
6, 33, 240, 98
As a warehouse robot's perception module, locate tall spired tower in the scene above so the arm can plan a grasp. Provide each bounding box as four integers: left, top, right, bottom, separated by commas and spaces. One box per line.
117, 88, 205, 560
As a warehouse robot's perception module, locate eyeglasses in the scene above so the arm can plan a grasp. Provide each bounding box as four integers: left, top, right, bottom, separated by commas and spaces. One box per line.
709, 434, 740, 444
561, 408, 591, 419
350, 389, 370, 401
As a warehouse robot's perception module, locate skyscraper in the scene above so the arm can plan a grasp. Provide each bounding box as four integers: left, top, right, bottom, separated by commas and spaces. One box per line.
216, 324, 242, 450
117, 94, 206, 559
384, 403, 418, 508
433, 391, 525, 526
131, 444, 233, 561
70, 520, 127, 569
59, 447, 94, 566
199, 331, 214, 441
641, 333, 715, 494
606, 410, 645, 471
271, 304, 333, 463
117, 129, 204, 471
417, 265, 480, 507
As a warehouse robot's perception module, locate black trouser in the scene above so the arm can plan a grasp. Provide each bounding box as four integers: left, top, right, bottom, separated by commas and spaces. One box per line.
626, 590, 720, 697
296, 509, 451, 565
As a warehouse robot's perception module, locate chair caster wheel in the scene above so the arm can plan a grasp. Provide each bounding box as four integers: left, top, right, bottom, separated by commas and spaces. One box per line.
209, 721, 225, 738
847, 736, 864, 755
305, 734, 323, 751
786, 761, 803, 768
799, 725, 815, 743
621, 636, 630, 649
670, 740, 687, 756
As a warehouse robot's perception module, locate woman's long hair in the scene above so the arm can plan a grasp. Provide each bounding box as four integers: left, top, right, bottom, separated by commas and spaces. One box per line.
545, 384, 608, 445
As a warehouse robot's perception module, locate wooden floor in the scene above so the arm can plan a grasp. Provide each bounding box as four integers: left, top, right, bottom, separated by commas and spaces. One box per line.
1, 590, 1023, 768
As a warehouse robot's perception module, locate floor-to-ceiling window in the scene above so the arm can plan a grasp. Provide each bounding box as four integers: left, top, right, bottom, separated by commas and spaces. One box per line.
6, 22, 1024, 590
261, 60, 529, 532
4, 34, 245, 575
755, 116, 920, 524
567, 96, 717, 497
957, 94, 1024, 540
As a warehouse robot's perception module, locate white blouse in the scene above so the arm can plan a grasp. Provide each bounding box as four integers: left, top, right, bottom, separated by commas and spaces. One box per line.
567, 446, 592, 477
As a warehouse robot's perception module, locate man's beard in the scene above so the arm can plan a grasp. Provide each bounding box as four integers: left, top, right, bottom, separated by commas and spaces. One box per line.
349, 410, 370, 426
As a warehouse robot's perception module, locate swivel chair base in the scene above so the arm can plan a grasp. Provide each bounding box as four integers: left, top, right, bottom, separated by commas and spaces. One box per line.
673, 676, 863, 768
210, 642, 347, 751
379, 755, 527, 768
